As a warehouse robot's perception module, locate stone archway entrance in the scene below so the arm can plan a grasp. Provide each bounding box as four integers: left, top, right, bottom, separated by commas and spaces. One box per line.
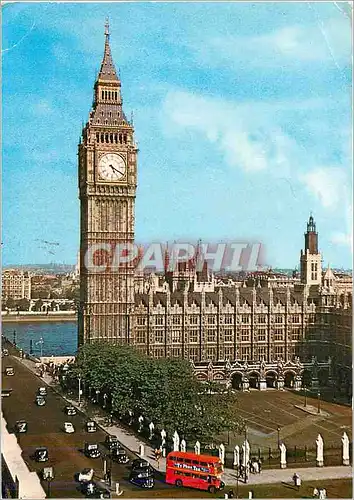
265, 371, 277, 388
284, 371, 296, 389
248, 371, 260, 389
231, 372, 243, 390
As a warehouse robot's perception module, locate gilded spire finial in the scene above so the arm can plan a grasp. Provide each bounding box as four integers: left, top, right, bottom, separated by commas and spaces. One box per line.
105, 18, 110, 39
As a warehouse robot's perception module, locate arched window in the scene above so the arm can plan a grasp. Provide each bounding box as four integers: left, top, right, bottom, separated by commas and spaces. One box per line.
110, 133, 113, 143
109, 112, 112, 117
119, 134, 122, 144
105, 91, 108, 99
105, 119, 108, 125
105, 133, 109, 143
108, 91, 111, 100
124, 134, 127, 143
97, 119, 100, 124
115, 92, 117, 100
114, 120, 117, 126
96, 133, 100, 142
101, 133, 104, 142
117, 112, 120, 117
101, 90, 104, 99
114, 134, 118, 143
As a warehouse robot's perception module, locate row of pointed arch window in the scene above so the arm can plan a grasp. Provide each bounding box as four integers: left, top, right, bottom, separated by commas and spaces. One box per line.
96, 132, 128, 144
101, 90, 118, 100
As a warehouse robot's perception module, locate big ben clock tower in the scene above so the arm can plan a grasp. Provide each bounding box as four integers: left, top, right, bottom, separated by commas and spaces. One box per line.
78, 22, 137, 346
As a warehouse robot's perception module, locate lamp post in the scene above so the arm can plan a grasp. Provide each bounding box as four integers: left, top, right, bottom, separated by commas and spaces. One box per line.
317, 391, 321, 414
78, 375, 82, 406
304, 386, 307, 407
277, 426, 281, 447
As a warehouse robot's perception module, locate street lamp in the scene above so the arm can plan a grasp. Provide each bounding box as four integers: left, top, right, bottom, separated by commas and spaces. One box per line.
277, 426, 281, 447
43, 467, 54, 498
317, 391, 321, 414
78, 375, 82, 406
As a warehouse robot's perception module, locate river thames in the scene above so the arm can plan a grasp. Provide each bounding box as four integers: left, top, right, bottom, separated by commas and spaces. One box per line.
2, 321, 77, 356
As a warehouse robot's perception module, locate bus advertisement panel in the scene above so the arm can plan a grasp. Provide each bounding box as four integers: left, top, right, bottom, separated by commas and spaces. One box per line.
166, 451, 225, 493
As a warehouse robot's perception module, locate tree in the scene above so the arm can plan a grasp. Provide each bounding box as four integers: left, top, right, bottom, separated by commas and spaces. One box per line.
16, 298, 30, 311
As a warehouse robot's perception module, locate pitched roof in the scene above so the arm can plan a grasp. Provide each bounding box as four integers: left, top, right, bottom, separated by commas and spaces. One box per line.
97, 30, 119, 82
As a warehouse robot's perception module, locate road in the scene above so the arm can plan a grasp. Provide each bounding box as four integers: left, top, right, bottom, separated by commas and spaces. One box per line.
2, 351, 178, 498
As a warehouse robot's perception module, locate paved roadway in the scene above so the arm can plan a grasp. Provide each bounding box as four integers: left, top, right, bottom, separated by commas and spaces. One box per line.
1, 351, 177, 498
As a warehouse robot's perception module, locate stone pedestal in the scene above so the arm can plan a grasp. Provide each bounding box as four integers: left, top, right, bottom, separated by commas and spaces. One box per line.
280, 462, 287, 469
316, 459, 324, 467
276, 377, 284, 390
294, 376, 302, 391
259, 379, 267, 391
343, 458, 350, 466
242, 379, 249, 392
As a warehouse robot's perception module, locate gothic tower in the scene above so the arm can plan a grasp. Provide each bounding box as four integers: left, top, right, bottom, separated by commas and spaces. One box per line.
78, 22, 137, 345
300, 214, 322, 285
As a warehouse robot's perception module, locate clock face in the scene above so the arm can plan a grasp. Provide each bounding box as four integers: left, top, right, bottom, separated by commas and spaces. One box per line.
98, 154, 126, 181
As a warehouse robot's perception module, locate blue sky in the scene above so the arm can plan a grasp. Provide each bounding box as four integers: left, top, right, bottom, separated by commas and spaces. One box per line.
2, 2, 352, 268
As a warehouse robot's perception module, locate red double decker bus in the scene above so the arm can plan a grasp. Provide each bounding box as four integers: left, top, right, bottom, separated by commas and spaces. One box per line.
166, 451, 225, 493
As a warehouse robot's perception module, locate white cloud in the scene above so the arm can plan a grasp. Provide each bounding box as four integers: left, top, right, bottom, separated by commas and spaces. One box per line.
299, 167, 347, 209
195, 17, 351, 69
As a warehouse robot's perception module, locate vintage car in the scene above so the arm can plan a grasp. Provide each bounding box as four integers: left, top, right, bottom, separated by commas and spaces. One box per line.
38, 386, 47, 396
86, 421, 97, 433
129, 466, 154, 489
15, 420, 28, 433
2, 348, 9, 356
84, 443, 101, 459
34, 447, 49, 462
111, 447, 129, 464
105, 434, 119, 451
1, 389, 13, 398
36, 395, 46, 406
5, 367, 15, 376
131, 459, 153, 471
78, 468, 94, 483
63, 422, 75, 433
64, 405, 77, 416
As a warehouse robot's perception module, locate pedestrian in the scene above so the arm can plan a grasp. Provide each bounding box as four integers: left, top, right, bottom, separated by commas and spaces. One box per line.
228, 489, 235, 498
313, 488, 319, 498
107, 469, 112, 487
257, 458, 262, 473
155, 448, 161, 468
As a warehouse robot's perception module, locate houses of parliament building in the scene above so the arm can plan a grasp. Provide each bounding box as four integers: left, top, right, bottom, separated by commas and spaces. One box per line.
78, 25, 352, 395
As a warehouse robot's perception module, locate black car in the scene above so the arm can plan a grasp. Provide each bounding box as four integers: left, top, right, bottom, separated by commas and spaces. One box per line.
1, 389, 13, 398
105, 434, 119, 451
36, 395, 46, 406
129, 467, 154, 489
34, 447, 49, 462
15, 420, 28, 433
86, 421, 97, 433
64, 405, 77, 416
111, 447, 129, 464
81, 481, 111, 498
131, 459, 152, 471
84, 443, 101, 459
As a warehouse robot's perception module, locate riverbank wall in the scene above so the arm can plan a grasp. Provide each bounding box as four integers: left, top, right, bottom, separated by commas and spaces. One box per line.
1, 312, 77, 323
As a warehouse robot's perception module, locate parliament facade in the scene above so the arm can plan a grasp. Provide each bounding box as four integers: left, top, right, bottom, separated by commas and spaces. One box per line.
79, 27, 352, 395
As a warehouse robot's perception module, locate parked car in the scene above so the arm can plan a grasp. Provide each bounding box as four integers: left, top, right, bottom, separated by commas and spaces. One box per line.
38, 386, 47, 396
1, 389, 13, 398
63, 422, 75, 433
129, 467, 154, 489
2, 348, 9, 356
86, 421, 97, 433
64, 405, 77, 416
15, 420, 28, 433
84, 443, 101, 459
36, 395, 46, 406
5, 367, 15, 376
81, 481, 111, 498
111, 447, 129, 464
105, 434, 119, 451
78, 468, 94, 483
131, 459, 153, 471
34, 447, 49, 462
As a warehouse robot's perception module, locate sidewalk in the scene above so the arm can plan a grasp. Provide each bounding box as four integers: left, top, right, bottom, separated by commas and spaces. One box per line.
16, 355, 353, 487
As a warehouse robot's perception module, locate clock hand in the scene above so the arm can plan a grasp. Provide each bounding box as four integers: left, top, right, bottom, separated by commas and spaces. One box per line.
109, 164, 124, 175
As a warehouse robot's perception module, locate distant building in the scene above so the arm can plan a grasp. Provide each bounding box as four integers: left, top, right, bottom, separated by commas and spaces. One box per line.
2, 269, 31, 301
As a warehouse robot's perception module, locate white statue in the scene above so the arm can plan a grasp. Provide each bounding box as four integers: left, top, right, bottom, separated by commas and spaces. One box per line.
138, 444, 145, 456
195, 441, 201, 455
219, 443, 225, 465
180, 439, 186, 452
233, 445, 240, 467
149, 422, 154, 439
342, 432, 350, 466
173, 431, 180, 452
161, 428, 167, 447
279, 442, 287, 469
138, 415, 144, 432
316, 434, 324, 467
242, 440, 250, 468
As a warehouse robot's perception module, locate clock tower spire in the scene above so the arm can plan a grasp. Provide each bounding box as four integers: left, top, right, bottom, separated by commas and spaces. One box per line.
78, 23, 137, 346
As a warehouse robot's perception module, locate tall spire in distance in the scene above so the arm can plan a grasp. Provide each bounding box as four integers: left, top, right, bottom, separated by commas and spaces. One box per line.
97, 18, 119, 82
